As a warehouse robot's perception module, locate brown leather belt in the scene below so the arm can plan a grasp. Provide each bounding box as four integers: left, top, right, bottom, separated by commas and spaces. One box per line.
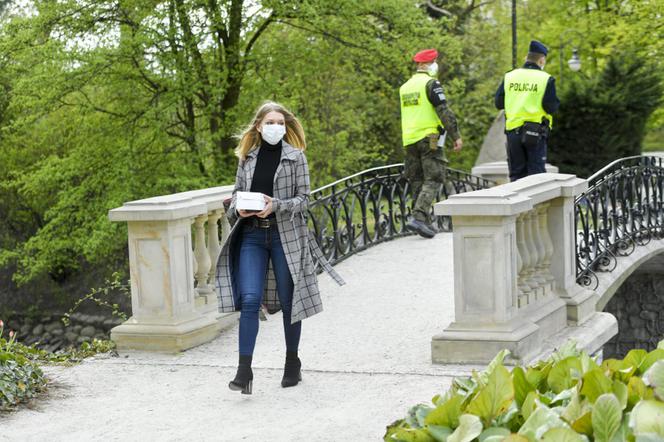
247, 217, 277, 229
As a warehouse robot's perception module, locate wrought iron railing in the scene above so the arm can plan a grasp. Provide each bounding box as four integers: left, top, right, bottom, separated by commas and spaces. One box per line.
308, 163, 494, 266
575, 155, 664, 289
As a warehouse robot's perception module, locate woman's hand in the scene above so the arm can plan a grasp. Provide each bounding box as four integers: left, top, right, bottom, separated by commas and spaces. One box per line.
255, 195, 274, 218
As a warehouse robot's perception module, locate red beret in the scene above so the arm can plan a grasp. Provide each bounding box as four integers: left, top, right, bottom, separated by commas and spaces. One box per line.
412, 49, 438, 63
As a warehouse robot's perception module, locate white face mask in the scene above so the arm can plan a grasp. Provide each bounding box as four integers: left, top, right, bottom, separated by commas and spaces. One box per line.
260, 123, 286, 145
427, 62, 439, 77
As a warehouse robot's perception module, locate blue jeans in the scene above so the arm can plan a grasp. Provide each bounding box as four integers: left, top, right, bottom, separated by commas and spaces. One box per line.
237, 222, 301, 356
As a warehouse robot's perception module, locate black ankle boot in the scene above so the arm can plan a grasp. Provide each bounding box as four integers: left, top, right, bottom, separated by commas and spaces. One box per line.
281, 351, 302, 388
229, 355, 253, 394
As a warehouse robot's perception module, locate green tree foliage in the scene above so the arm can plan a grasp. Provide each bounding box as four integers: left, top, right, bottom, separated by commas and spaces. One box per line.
1, 0, 663, 311
0, 0, 463, 307
515, 0, 664, 173
548, 51, 662, 178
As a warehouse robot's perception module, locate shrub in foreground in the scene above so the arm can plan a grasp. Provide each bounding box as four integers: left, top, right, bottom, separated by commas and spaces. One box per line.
0, 320, 46, 411
1, 318, 117, 411
385, 340, 664, 441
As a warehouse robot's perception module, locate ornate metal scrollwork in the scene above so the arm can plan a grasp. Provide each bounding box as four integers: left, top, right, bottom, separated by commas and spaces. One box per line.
308, 163, 494, 268
576, 155, 664, 288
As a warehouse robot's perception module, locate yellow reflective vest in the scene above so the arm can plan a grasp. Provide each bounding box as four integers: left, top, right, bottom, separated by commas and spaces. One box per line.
504, 68, 553, 131
399, 73, 442, 146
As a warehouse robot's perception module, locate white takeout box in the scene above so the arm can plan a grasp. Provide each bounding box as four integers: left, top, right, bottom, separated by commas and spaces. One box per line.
236, 191, 266, 211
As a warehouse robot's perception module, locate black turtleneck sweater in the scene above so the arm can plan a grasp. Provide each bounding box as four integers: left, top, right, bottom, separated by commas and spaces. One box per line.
250, 139, 282, 198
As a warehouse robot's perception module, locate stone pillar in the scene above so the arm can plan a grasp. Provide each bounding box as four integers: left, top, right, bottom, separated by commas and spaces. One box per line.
111, 216, 218, 352
432, 173, 611, 364
108, 185, 235, 352
547, 179, 598, 325
431, 186, 542, 364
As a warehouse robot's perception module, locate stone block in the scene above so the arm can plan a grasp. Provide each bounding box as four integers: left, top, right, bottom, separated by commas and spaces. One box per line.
111, 313, 222, 353
629, 316, 646, 328
80, 325, 96, 337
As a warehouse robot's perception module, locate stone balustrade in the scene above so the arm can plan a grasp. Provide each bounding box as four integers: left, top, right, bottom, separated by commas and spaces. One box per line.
433, 173, 617, 364
471, 160, 559, 185
108, 186, 236, 352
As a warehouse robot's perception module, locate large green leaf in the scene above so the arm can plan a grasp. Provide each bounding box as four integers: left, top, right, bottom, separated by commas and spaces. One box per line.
472, 352, 509, 391
425, 394, 464, 428
579, 352, 598, 375
612, 380, 628, 410
643, 360, 664, 401
602, 359, 635, 383
551, 387, 575, 405
447, 414, 483, 442
628, 400, 664, 437
521, 391, 539, 421
478, 427, 510, 442
495, 401, 520, 428
561, 390, 583, 424
466, 365, 514, 426
541, 427, 588, 441
548, 356, 583, 394
580, 369, 613, 403
518, 406, 568, 441
627, 376, 651, 410
512, 367, 533, 407
591, 393, 622, 442
416, 406, 434, 428
391, 428, 437, 442
406, 404, 433, 429
658, 340, 664, 351
624, 349, 648, 374
526, 367, 545, 391
571, 412, 593, 436
553, 340, 581, 361
640, 350, 664, 377
426, 425, 453, 442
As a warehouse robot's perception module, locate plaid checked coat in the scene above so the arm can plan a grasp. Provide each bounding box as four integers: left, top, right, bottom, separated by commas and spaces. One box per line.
215, 142, 344, 323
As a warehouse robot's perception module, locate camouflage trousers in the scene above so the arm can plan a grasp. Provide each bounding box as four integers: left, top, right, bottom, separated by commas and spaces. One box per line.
403, 136, 447, 224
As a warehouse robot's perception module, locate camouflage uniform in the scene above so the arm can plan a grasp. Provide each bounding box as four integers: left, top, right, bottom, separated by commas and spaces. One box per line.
404, 80, 461, 224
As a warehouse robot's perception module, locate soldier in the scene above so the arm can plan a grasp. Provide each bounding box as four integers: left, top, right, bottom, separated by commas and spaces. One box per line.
495, 40, 560, 182
400, 48, 462, 239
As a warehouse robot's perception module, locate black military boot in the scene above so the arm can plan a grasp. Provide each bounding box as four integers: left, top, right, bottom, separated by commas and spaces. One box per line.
281, 351, 302, 388
229, 355, 253, 394
406, 217, 435, 239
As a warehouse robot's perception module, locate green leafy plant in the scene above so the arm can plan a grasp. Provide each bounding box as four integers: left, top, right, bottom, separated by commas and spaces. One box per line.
0, 319, 46, 411
385, 340, 664, 441
61, 272, 130, 327
1, 318, 117, 411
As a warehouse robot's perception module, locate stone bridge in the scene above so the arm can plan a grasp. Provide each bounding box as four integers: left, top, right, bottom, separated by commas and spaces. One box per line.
105, 155, 664, 366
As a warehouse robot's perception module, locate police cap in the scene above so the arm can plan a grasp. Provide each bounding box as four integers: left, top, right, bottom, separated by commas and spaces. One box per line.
529, 40, 548, 56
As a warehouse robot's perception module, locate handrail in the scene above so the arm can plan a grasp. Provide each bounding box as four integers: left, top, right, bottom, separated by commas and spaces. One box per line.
575, 155, 664, 289
307, 163, 495, 267
587, 155, 662, 185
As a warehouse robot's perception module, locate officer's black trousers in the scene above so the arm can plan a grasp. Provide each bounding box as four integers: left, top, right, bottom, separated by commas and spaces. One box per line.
506, 130, 547, 182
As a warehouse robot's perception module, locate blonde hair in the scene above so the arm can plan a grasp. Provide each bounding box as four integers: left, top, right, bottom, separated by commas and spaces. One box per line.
235, 101, 306, 159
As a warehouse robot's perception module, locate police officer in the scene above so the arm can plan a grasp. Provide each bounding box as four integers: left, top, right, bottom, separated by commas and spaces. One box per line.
400, 48, 462, 239
495, 40, 560, 182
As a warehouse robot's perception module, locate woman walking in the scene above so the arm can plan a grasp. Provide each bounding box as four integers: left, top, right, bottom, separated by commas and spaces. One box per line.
215, 101, 344, 394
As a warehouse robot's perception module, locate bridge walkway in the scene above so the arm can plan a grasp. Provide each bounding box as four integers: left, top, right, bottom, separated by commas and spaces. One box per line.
2, 233, 478, 441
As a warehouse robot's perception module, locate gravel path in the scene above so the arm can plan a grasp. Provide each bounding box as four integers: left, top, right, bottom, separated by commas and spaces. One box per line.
1, 233, 479, 441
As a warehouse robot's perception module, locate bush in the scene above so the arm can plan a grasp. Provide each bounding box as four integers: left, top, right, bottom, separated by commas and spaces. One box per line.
1, 318, 117, 411
548, 51, 662, 178
0, 320, 46, 411
385, 340, 664, 441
